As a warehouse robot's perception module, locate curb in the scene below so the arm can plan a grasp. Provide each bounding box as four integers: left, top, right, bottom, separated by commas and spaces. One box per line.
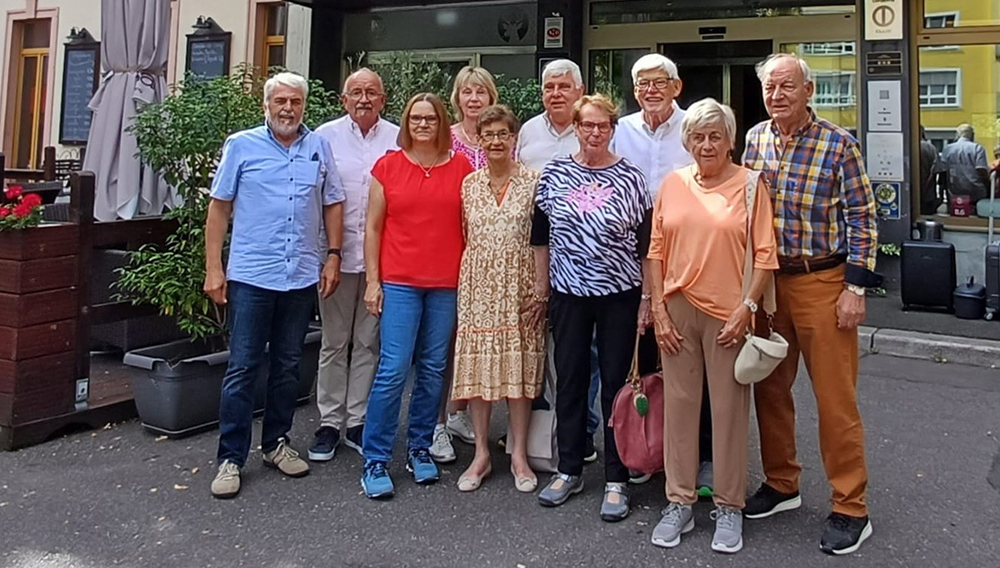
860, 326, 1000, 369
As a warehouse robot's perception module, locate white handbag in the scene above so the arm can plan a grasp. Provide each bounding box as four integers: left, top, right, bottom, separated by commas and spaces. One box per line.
734, 171, 789, 385
507, 332, 559, 472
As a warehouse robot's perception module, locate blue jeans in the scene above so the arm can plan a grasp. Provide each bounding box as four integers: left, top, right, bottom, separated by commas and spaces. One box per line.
587, 337, 601, 436
362, 283, 457, 464
217, 281, 316, 467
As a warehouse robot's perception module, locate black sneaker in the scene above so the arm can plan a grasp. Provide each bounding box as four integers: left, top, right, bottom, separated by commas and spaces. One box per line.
343, 425, 364, 456
308, 426, 340, 462
583, 436, 598, 463
820, 513, 872, 555
743, 483, 802, 519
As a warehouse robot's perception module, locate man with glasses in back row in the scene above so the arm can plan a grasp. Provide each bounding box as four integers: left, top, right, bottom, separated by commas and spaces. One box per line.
309, 69, 399, 463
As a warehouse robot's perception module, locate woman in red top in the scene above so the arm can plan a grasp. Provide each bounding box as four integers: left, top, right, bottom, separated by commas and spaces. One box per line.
358, 93, 473, 499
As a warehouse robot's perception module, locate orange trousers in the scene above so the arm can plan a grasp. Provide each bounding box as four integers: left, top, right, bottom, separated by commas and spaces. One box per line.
754, 264, 869, 517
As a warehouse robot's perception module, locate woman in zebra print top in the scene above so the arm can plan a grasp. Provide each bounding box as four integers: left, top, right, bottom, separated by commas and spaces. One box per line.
530, 94, 653, 522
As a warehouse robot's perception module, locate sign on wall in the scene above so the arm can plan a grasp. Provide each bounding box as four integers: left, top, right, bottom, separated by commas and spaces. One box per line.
543, 16, 564, 49
185, 17, 231, 78
59, 29, 100, 145
864, 0, 903, 41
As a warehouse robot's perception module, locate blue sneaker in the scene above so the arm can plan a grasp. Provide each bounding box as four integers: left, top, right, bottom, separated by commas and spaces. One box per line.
406, 448, 440, 484
361, 461, 394, 499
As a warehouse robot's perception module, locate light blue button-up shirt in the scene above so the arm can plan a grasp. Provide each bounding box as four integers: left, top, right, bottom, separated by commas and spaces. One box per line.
210, 124, 345, 291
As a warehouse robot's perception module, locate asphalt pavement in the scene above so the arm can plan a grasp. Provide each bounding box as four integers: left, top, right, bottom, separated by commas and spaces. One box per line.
1, 354, 999, 568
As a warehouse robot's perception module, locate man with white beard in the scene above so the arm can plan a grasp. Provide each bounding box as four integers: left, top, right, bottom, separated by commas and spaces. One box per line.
204, 72, 346, 499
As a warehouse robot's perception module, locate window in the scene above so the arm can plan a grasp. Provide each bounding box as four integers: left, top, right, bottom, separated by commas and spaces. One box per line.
924, 128, 954, 153
589, 48, 649, 114
260, 2, 287, 72
12, 20, 51, 169
801, 42, 855, 56
918, 70, 961, 108
813, 72, 855, 107
924, 12, 958, 29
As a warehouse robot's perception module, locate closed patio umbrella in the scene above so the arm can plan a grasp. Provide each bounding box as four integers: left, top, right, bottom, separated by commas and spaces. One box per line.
84, 0, 178, 221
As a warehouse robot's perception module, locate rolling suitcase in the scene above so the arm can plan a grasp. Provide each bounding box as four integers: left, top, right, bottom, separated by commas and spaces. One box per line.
986, 172, 1000, 319
901, 240, 956, 312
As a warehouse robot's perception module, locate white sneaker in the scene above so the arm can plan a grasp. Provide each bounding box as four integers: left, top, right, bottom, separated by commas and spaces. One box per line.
446, 411, 476, 444
430, 424, 456, 463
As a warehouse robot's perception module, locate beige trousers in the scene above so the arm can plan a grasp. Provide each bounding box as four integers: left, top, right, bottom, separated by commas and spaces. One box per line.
662, 294, 750, 509
316, 272, 380, 430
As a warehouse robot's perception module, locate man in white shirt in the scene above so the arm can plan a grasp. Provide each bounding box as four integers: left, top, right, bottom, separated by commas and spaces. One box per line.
309, 68, 399, 462
516, 59, 585, 171
612, 53, 694, 199
613, 53, 713, 492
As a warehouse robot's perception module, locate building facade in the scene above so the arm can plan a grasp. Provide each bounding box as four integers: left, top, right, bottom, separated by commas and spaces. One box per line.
2, 0, 999, 275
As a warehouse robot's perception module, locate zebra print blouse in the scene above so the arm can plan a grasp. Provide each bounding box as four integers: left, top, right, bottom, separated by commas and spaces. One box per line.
531, 156, 652, 297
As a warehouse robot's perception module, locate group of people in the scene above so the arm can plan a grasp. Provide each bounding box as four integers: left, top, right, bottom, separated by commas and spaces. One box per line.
918, 123, 1000, 215
201, 51, 879, 557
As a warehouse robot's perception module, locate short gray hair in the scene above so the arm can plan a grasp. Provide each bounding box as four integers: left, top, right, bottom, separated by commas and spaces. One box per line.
631, 53, 679, 82
755, 53, 812, 84
343, 67, 384, 93
681, 98, 737, 153
542, 59, 583, 87
264, 72, 309, 102
957, 123, 975, 140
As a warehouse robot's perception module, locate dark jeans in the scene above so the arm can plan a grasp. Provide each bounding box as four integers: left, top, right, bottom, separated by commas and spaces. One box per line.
550, 287, 640, 482
217, 281, 315, 467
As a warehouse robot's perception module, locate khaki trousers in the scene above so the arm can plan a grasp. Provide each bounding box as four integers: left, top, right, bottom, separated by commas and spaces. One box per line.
662, 294, 750, 509
316, 272, 380, 430
754, 264, 869, 517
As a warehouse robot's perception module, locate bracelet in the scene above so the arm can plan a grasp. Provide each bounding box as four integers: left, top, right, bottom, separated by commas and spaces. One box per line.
531, 292, 549, 303
641, 293, 652, 301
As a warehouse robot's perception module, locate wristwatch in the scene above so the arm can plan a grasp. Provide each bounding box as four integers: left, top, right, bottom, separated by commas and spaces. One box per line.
641, 293, 652, 301
327, 248, 342, 258
742, 298, 758, 313
846, 284, 866, 297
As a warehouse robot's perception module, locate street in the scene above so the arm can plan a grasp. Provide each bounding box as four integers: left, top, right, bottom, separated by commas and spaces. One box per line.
1, 354, 998, 568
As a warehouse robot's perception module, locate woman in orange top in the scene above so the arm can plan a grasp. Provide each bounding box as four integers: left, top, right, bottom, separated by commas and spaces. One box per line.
647, 98, 778, 554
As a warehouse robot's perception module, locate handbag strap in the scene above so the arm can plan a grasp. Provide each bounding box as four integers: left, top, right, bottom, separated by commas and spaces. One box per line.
627, 330, 642, 390
741, 170, 776, 315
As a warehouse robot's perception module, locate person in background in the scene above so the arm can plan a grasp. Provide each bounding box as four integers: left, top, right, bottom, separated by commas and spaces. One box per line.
941, 124, 990, 204
309, 68, 399, 462
918, 126, 942, 215
451, 105, 545, 494
992, 144, 1000, 199
359, 93, 473, 499
743, 53, 878, 555
205, 72, 345, 499
648, 98, 778, 554
612, 52, 713, 492
532, 94, 652, 522
511, 58, 601, 465
430, 66, 502, 463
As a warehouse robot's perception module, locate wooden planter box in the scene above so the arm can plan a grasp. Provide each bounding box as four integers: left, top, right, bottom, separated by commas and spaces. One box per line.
0, 224, 80, 426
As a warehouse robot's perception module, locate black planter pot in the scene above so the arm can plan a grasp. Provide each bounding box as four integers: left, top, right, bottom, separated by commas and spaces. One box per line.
123, 328, 321, 438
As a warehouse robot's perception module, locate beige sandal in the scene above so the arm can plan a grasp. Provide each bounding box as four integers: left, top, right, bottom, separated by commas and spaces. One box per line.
457, 463, 492, 492
511, 466, 538, 493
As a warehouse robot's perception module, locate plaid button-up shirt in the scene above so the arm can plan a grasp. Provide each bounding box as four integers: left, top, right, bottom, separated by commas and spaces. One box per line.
743, 111, 879, 287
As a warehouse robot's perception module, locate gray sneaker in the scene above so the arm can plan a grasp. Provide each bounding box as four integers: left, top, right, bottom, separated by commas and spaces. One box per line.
651, 503, 695, 548
210, 461, 241, 499
711, 506, 744, 554
538, 473, 584, 507
600, 482, 630, 522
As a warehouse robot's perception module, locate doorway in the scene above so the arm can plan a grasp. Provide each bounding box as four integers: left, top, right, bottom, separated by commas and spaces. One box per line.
660, 40, 772, 161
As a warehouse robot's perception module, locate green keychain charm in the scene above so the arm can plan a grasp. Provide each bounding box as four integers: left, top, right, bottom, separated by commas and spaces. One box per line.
633, 391, 649, 417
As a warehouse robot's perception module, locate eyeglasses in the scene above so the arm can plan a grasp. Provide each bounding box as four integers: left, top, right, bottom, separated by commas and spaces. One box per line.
346, 89, 382, 100
408, 114, 440, 125
577, 121, 613, 134
479, 131, 512, 142
635, 78, 673, 91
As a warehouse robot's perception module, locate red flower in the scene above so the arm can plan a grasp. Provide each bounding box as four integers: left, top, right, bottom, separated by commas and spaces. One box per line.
0, 206, 10, 217
13, 202, 33, 218
5, 185, 23, 200
21, 193, 42, 208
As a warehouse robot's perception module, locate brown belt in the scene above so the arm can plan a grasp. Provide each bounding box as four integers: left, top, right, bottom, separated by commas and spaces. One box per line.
777, 253, 847, 275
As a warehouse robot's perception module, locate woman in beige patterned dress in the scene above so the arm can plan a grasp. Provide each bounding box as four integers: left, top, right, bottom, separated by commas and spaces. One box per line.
452, 105, 546, 493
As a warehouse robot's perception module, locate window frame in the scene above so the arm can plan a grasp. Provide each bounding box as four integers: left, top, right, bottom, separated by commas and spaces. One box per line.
801, 41, 856, 56
812, 70, 856, 108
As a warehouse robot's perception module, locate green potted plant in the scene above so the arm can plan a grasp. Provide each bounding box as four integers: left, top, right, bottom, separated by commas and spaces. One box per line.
118, 67, 341, 437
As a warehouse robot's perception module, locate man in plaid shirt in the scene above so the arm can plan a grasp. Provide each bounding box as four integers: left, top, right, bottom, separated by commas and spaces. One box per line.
741, 53, 879, 556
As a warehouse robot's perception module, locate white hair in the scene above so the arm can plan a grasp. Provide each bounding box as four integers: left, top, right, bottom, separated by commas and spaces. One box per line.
755, 53, 812, 84
630, 53, 679, 82
264, 72, 309, 102
681, 98, 737, 153
542, 59, 583, 87
343, 67, 384, 93
956, 123, 974, 140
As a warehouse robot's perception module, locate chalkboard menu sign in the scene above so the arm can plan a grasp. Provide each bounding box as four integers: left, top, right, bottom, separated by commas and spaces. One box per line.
186, 18, 231, 78
59, 31, 100, 145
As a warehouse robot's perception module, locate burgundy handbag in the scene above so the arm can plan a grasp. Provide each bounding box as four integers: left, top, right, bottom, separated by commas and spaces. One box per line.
609, 333, 664, 475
